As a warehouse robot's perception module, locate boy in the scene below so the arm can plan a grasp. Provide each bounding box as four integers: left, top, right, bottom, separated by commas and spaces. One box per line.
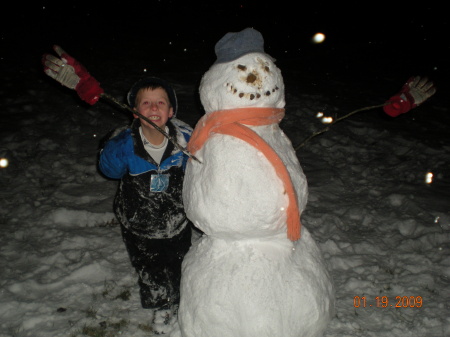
42, 46, 194, 333
98, 77, 193, 333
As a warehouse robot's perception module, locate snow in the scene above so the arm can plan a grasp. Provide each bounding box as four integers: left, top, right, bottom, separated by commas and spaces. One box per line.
2, 28, 450, 337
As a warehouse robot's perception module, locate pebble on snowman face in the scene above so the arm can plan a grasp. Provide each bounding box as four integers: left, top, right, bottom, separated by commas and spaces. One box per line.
200, 52, 285, 112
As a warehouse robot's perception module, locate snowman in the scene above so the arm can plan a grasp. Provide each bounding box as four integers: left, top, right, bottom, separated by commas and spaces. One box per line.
175, 28, 335, 337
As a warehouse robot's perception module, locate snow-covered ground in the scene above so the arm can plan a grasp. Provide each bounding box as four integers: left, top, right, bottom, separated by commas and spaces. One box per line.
1, 19, 449, 337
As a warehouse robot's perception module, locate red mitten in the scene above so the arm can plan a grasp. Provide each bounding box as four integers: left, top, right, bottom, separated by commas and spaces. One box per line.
383, 76, 436, 117
42, 45, 104, 105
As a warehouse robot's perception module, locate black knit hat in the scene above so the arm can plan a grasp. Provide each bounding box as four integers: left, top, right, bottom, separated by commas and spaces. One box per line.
127, 77, 178, 115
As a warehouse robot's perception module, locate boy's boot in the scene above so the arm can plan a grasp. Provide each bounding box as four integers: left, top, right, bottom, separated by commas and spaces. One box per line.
152, 307, 174, 335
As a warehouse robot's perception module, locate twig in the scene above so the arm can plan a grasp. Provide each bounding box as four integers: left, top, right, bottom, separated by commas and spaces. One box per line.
294, 103, 387, 150
100, 93, 201, 163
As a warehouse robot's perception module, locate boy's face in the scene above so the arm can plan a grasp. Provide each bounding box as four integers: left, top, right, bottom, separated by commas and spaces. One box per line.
134, 87, 174, 129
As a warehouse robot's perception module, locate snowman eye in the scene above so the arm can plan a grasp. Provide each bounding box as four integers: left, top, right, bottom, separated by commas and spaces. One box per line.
264, 66, 270, 72
237, 64, 247, 71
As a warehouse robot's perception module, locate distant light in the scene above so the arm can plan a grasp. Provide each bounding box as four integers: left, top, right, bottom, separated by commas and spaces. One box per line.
143, 68, 147, 72
425, 172, 433, 184
321, 116, 333, 124
0, 158, 8, 168
312, 33, 326, 44
316, 112, 324, 118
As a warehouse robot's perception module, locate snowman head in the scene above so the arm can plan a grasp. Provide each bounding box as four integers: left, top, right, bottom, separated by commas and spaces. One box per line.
200, 28, 285, 113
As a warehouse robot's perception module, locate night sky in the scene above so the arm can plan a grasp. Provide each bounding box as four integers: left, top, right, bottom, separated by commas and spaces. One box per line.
1, 1, 449, 95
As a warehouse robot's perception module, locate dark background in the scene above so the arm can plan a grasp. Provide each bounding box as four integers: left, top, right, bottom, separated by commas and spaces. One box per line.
1, 1, 448, 111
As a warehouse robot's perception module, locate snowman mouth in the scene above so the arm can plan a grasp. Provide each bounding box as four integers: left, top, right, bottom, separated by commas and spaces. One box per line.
225, 82, 280, 101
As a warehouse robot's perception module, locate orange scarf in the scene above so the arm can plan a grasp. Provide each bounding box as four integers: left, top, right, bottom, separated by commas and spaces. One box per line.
188, 107, 301, 241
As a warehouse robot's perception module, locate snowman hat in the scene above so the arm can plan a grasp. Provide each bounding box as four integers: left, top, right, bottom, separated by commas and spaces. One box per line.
214, 27, 273, 64
127, 77, 178, 115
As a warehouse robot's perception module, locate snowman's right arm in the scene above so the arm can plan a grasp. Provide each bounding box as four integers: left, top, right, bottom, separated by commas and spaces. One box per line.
42, 45, 104, 105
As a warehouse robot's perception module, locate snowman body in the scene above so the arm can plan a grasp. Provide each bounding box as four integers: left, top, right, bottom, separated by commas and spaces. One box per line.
178, 52, 334, 337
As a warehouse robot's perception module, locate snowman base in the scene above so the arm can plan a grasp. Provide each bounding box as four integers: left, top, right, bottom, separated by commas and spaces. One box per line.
175, 227, 334, 337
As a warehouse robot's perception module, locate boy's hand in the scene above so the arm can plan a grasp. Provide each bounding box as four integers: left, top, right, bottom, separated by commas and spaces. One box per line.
384, 76, 436, 117
42, 45, 104, 105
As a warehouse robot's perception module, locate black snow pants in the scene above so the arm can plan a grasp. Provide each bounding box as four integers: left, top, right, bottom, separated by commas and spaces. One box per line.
120, 224, 192, 310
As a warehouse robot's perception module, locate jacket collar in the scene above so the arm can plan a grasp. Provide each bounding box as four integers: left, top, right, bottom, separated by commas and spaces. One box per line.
131, 119, 176, 165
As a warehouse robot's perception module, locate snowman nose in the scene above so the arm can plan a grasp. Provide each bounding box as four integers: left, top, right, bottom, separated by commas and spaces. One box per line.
246, 73, 257, 84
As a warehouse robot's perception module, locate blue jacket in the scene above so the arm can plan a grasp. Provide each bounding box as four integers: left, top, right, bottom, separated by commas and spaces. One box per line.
99, 118, 192, 238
